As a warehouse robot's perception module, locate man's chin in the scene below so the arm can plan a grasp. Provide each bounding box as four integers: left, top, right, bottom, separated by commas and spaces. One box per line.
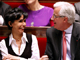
54, 25, 57, 29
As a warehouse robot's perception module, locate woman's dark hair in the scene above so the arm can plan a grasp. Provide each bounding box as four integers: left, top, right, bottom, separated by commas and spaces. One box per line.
4, 8, 28, 30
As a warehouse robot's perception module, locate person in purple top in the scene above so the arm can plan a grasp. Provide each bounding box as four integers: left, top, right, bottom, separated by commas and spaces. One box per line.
18, 0, 53, 27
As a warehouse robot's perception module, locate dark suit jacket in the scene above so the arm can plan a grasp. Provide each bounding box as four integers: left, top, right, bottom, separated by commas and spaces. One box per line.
45, 22, 80, 60
0, 1, 11, 17
74, 2, 80, 22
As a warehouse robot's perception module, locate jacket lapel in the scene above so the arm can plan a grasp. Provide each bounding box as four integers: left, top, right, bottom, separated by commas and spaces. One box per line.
70, 22, 78, 60
52, 29, 62, 60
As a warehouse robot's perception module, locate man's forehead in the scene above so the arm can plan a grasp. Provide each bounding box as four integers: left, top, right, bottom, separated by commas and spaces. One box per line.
54, 7, 61, 15
54, 7, 61, 11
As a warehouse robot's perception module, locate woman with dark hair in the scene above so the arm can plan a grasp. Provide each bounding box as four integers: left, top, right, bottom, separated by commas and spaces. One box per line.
0, 8, 40, 60
18, 0, 53, 26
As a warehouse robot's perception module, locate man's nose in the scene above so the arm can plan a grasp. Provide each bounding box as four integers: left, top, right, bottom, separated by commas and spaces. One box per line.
51, 16, 55, 21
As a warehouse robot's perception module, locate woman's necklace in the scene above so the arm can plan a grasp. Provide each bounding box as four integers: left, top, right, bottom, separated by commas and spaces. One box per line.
31, 22, 34, 26
31, 12, 34, 26
28, 5, 43, 26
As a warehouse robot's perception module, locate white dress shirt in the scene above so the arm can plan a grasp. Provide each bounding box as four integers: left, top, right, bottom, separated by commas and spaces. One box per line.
61, 24, 73, 60
0, 32, 40, 60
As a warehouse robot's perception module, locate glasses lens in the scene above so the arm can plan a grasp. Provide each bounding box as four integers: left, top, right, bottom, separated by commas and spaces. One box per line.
53, 14, 65, 18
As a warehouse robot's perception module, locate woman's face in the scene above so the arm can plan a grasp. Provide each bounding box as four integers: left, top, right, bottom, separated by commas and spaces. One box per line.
11, 15, 26, 34
24, 0, 36, 4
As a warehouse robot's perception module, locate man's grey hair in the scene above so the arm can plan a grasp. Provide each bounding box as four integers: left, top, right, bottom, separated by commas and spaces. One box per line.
53, 1, 75, 24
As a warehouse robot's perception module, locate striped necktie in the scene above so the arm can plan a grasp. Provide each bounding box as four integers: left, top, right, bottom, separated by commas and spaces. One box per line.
63, 31, 67, 60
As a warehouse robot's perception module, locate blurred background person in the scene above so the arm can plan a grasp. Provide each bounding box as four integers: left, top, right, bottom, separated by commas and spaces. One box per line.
74, 2, 80, 22
18, 0, 53, 26
0, 0, 11, 25
0, 8, 40, 60
0, 15, 4, 26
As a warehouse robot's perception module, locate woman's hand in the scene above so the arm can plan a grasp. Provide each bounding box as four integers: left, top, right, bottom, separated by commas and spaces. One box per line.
39, 55, 49, 60
3, 54, 20, 60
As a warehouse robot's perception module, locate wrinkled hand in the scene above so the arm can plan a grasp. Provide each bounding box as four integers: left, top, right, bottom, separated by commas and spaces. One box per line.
3, 54, 20, 60
39, 55, 49, 60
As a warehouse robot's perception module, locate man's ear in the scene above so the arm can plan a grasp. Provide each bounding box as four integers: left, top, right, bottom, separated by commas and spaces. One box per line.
8, 21, 12, 27
64, 17, 68, 22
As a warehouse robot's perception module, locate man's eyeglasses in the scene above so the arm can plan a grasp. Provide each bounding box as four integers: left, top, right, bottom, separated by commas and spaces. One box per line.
53, 14, 65, 18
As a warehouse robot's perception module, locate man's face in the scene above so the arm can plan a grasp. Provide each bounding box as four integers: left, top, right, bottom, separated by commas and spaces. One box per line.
52, 7, 65, 30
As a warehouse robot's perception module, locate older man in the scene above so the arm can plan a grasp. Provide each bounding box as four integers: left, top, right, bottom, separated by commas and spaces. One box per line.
40, 1, 80, 60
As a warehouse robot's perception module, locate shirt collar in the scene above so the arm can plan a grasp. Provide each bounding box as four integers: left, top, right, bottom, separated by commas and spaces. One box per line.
9, 32, 28, 46
64, 24, 73, 34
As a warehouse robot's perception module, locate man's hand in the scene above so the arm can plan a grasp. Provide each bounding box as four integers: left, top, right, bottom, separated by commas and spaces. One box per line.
39, 55, 49, 60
